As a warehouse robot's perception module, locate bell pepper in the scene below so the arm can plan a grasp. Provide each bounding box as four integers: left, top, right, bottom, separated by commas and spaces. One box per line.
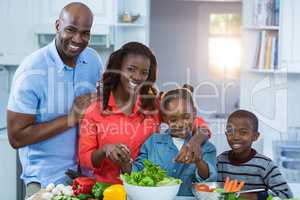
103, 184, 126, 200
72, 177, 96, 196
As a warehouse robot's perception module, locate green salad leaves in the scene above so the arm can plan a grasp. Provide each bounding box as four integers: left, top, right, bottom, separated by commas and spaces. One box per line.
121, 160, 182, 187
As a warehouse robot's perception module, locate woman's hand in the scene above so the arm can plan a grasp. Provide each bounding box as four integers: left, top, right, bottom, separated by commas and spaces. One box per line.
103, 144, 131, 164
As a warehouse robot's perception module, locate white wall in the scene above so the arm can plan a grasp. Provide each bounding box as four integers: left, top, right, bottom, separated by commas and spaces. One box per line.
150, 0, 242, 118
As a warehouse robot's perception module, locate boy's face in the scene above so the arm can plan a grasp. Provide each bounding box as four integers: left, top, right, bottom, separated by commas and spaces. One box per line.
226, 117, 259, 154
163, 98, 195, 139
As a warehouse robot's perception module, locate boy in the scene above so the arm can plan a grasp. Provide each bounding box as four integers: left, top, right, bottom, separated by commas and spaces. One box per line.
120, 88, 217, 196
217, 109, 293, 199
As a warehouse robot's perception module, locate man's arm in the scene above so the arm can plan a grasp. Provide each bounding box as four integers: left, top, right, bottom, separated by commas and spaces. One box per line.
7, 93, 97, 149
7, 111, 72, 148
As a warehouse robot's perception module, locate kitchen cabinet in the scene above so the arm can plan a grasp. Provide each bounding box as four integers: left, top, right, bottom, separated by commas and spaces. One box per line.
0, 130, 18, 200
113, 0, 150, 48
0, 1, 38, 65
36, 0, 113, 26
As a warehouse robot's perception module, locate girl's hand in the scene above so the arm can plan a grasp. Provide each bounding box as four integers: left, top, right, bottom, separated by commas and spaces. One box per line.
175, 134, 202, 164
175, 144, 202, 164
103, 144, 131, 164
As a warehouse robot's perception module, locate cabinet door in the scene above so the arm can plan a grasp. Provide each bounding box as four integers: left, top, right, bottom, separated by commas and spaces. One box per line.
280, 0, 300, 71
38, 0, 113, 25
0, 0, 37, 65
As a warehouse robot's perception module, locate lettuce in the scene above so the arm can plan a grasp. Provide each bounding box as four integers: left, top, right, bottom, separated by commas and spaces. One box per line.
121, 160, 182, 186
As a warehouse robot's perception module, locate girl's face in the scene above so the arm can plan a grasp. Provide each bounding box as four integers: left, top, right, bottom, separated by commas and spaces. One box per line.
164, 98, 195, 139
226, 117, 259, 154
119, 54, 151, 93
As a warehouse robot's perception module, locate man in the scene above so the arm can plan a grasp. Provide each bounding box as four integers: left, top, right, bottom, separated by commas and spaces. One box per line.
7, 2, 102, 198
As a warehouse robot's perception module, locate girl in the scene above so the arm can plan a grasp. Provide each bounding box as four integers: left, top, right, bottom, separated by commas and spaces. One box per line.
121, 88, 217, 196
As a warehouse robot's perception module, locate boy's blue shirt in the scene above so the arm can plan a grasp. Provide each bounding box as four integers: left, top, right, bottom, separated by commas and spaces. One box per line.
132, 129, 217, 196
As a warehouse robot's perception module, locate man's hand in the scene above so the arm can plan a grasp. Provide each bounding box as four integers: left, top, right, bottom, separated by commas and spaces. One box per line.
103, 144, 131, 164
68, 93, 98, 126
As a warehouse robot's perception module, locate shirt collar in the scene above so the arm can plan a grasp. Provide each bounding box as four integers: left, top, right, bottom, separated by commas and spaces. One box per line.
156, 129, 192, 144
107, 93, 143, 115
48, 39, 88, 72
228, 148, 257, 164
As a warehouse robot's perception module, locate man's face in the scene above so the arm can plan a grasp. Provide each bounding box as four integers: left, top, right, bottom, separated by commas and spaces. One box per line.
55, 12, 92, 59
226, 117, 259, 154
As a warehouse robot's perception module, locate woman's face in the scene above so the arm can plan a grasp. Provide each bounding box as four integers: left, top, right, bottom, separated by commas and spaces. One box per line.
119, 54, 151, 93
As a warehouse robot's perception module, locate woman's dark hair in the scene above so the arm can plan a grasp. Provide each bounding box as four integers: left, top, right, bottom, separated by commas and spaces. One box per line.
100, 42, 157, 111
160, 88, 195, 113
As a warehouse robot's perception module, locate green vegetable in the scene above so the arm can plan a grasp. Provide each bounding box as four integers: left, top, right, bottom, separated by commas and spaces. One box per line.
157, 177, 182, 186
121, 159, 182, 186
76, 193, 93, 200
51, 195, 79, 200
92, 182, 111, 199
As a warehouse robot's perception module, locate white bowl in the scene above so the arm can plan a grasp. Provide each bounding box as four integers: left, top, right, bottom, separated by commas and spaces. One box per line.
192, 182, 222, 200
123, 181, 180, 200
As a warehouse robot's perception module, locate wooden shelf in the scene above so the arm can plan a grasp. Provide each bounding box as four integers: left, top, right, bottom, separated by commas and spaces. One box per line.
244, 68, 300, 74
243, 26, 279, 31
115, 23, 145, 28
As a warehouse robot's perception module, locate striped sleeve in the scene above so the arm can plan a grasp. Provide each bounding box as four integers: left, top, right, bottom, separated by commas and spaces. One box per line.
263, 161, 293, 198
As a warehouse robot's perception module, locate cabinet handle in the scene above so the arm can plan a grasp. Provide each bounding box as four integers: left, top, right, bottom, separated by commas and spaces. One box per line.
281, 60, 288, 69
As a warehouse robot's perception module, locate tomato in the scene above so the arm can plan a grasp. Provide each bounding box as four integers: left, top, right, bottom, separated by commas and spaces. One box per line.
194, 184, 211, 192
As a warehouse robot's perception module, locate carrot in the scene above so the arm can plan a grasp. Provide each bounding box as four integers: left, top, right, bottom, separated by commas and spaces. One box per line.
226, 180, 234, 192
236, 181, 245, 192
231, 179, 238, 192
224, 176, 230, 191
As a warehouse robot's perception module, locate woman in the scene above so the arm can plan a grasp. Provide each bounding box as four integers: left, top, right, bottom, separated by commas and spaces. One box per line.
79, 42, 208, 184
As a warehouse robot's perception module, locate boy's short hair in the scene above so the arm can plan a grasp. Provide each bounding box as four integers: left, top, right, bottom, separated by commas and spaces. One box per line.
160, 88, 195, 112
228, 109, 258, 132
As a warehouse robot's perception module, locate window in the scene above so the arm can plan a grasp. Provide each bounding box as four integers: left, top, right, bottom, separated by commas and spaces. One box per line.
209, 14, 241, 78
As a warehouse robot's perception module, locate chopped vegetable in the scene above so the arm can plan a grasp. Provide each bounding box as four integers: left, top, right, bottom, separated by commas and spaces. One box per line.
235, 181, 244, 192
51, 195, 80, 200
91, 182, 111, 199
121, 159, 182, 186
76, 193, 93, 200
72, 177, 96, 195
224, 176, 230, 191
224, 177, 245, 193
103, 184, 126, 200
194, 184, 210, 192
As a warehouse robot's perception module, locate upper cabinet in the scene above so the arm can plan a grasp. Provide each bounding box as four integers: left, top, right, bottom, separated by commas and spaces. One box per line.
113, 0, 150, 49
280, 0, 300, 72
35, 0, 113, 34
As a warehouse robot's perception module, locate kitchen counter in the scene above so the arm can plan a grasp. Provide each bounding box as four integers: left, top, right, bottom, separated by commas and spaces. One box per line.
30, 190, 197, 200
175, 197, 195, 200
